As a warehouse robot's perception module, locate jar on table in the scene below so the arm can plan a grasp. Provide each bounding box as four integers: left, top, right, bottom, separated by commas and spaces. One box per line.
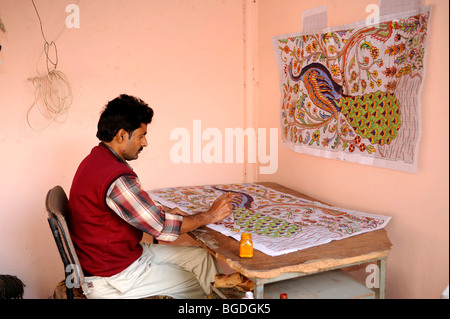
239, 233, 253, 258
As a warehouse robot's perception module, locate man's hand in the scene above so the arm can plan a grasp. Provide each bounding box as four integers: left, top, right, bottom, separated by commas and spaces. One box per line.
178, 193, 234, 234
206, 193, 234, 224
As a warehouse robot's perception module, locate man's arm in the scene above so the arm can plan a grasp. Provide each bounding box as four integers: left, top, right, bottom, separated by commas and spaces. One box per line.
106, 175, 183, 241
170, 193, 234, 234
107, 175, 233, 239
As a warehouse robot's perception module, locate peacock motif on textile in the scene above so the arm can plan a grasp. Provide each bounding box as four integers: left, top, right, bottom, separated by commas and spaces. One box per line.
212, 186, 303, 238
289, 62, 401, 147
149, 183, 391, 255
274, 8, 430, 166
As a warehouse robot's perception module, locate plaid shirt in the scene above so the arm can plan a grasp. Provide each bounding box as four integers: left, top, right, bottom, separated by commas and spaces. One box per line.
106, 175, 183, 242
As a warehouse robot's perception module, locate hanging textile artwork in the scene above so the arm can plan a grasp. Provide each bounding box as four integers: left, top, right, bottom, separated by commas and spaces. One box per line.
272, 6, 431, 173
149, 183, 391, 256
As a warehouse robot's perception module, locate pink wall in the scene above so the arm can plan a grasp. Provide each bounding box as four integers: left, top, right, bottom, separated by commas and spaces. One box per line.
0, 0, 448, 299
0, 0, 245, 298
258, 0, 449, 298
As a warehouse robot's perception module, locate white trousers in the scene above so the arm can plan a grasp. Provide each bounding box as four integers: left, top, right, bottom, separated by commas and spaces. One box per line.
82, 243, 221, 299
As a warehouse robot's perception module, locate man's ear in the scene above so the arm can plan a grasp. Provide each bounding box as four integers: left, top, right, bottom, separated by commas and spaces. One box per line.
115, 129, 128, 144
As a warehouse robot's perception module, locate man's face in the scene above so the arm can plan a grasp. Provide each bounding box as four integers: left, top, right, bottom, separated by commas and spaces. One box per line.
122, 123, 148, 161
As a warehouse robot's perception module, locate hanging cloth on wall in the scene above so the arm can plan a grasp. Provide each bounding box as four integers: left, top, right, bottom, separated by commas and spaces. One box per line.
272, 5, 432, 173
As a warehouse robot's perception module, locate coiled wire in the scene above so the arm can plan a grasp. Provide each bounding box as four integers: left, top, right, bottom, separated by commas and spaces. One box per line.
27, 0, 74, 131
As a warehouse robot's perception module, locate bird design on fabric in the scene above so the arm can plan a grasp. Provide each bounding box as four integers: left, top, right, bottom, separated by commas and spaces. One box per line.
289, 62, 401, 146
211, 186, 302, 237
212, 186, 254, 210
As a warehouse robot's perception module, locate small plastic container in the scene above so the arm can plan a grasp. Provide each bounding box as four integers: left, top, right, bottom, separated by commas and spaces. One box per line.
239, 233, 253, 258
242, 291, 254, 299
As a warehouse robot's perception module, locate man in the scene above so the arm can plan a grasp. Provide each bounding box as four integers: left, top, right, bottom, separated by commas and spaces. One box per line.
67, 94, 233, 299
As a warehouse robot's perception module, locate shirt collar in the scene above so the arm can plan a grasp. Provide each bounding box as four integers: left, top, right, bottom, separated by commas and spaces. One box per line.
99, 142, 134, 170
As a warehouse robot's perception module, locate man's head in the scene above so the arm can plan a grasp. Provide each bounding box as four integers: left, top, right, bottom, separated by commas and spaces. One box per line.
97, 94, 154, 161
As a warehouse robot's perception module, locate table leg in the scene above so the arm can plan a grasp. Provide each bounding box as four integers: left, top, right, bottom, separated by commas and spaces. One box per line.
376, 258, 387, 299
253, 279, 265, 299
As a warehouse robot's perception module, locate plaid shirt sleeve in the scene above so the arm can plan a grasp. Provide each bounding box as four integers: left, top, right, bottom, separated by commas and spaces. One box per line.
106, 175, 183, 242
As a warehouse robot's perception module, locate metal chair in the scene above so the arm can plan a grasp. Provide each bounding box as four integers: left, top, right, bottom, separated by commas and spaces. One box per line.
46, 186, 85, 299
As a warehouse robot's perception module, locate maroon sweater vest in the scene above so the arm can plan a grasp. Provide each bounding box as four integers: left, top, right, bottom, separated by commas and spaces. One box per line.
68, 144, 143, 277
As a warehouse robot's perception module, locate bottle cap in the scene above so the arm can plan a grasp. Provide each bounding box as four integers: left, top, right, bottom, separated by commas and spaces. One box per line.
280, 293, 288, 299
243, 291, 254, 299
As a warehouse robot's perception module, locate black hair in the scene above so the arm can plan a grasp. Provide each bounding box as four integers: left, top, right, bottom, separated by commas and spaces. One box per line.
96, 94, 154, 142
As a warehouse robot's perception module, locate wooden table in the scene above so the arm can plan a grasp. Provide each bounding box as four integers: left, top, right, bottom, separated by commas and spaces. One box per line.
186, 182, 392, 299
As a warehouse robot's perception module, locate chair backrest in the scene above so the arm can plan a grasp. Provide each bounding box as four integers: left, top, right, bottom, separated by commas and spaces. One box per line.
46, 186, 85, 299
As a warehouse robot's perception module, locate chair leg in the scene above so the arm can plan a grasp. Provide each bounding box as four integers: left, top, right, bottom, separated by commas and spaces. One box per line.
66, 287, 74, 299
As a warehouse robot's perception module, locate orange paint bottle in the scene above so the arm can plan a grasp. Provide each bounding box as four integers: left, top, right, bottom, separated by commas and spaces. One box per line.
239, 233, 253, 258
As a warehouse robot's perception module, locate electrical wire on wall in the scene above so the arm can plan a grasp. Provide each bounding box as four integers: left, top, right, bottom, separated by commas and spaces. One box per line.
0, 15, 6, 63
27, 0, 77, 131
0, 16, 6, 34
